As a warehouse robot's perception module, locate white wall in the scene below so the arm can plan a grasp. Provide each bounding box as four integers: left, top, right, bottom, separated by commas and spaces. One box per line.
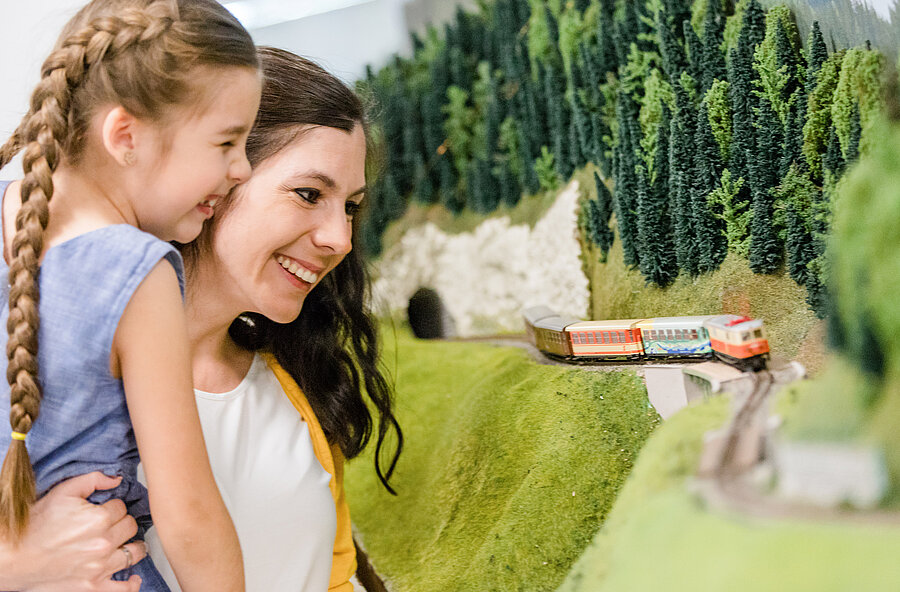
249, 0, 411, 84
0, 1, 86, 179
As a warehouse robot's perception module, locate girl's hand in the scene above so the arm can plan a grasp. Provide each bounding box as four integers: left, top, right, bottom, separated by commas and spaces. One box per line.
5, 472, 147, 592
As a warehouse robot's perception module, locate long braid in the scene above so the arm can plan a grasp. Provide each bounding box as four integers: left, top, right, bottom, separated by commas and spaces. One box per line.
0, 1, 176, 540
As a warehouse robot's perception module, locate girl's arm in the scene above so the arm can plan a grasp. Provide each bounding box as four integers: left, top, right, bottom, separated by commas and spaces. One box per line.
0, 472, 145, 592
113, 261, 244, 592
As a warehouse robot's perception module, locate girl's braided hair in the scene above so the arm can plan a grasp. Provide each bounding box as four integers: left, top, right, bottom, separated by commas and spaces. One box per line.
0, 0, 258, 539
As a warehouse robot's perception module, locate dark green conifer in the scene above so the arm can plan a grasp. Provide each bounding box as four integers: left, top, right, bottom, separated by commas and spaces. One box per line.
846, 102, 862, 164
807, 21, 828, 82
701, 0, 727, 91
498, 161, 522, 207
381, 171, 406, 221
657, 11, 687, 80
596, 0, 618, 77
614, 89, 641, 268
779, 94, 805, 178
543, 62, 572, 179
590, 171, 616, 259
748, 95, 783, 274
823, 123, 845, 178
638, 104, 679, 287
683, 20, 704, 86
671, 83, 700, 274
439, 157, 464, 214
692, 99, 727, 273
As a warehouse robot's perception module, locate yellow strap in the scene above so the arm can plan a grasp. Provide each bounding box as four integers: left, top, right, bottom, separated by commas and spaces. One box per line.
10, 431, 26, 441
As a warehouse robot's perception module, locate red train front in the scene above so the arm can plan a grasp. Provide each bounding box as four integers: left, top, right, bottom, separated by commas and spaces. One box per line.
702, 315, 770, 371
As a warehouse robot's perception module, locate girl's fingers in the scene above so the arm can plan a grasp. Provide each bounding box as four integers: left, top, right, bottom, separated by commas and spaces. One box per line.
104, 509, 139, 546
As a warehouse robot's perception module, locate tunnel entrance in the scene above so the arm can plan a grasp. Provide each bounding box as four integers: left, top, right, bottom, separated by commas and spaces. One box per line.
407, 287, 454, 339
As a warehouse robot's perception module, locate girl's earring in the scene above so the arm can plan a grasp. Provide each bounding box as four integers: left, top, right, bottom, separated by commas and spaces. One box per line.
123, 151, 136, 166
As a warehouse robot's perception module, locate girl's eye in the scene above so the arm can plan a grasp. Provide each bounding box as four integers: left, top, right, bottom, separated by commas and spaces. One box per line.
345, 201, 361, 218
293, 188, 320, 204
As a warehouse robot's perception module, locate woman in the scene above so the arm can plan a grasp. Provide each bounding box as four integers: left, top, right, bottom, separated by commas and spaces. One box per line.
0, 46, 401, 591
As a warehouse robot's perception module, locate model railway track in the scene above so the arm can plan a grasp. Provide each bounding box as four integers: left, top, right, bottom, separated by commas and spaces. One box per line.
716, 370, 773, 478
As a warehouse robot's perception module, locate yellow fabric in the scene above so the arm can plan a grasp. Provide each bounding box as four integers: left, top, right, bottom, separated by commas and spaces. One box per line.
263, 353, 356, 592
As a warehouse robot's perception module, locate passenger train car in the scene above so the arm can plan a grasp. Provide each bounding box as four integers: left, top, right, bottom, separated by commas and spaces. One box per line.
523, 306, 770, 370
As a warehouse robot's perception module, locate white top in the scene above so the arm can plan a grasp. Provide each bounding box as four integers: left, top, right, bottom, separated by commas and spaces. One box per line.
142, 354, 337, 591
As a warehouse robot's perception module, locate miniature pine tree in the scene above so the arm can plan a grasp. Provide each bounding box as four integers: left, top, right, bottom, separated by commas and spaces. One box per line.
779, 94, 806, 178
596, 0, 618, 77
823, 123, 845, 179
807, 21, 828, 84
748, 95, 783, 274
701, 0, 727, 92
615, 90, 642, 268
591, 171, 616, 259
657, 10, 687, 80
671, 83, 700, 275
439, 157, 464, 215
692, 98, 727, 273
846, 102, 862, 164
638, 105, 679, 287
543, 62, 572, 180
683, 20, 705, 88
498, 160, 522, 207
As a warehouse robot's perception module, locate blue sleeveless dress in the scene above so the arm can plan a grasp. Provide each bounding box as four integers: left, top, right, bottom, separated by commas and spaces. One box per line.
0, 180, 180, 590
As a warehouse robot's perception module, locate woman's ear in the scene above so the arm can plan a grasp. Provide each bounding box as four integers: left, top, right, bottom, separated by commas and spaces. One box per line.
100, 106, 139, 167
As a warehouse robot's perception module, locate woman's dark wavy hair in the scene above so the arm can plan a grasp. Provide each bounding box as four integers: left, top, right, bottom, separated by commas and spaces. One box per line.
182, 46, 402, 493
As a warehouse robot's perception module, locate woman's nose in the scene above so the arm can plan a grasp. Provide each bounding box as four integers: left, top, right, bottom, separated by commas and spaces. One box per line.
312, 203, 353, 254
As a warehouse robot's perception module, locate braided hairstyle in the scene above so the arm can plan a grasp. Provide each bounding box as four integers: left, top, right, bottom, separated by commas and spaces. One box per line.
0, 0, 257, 539
182, 48, 403, 494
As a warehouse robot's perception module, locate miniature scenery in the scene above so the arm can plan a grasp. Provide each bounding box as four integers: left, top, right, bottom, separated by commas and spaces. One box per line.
342, 0, 900, 590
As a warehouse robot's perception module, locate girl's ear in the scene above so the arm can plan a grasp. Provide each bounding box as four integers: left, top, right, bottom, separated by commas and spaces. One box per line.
100, 106, 139, 167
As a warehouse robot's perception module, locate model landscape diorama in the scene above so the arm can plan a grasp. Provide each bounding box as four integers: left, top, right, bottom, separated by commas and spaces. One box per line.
342, 0, 900, 590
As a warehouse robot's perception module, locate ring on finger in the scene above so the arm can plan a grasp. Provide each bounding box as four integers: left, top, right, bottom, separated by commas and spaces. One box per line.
121, 545, 133, 570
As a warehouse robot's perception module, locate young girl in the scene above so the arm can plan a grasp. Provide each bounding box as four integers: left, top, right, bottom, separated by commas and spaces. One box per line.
0, 1, 260, 590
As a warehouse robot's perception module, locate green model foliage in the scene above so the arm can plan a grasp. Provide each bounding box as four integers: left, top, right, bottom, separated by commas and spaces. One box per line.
802, 50, 842, 179
359, 0, 886, 304
707, 168, 750, 257
705, 79, 731, 160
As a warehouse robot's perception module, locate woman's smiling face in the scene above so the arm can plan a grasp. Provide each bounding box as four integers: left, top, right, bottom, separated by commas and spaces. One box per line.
209, 123, 366, 323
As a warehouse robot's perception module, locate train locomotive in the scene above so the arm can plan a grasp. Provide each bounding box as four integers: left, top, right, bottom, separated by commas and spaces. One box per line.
523, 306, 770, 371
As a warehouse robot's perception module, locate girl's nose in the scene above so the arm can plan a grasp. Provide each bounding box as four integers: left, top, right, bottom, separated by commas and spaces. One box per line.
230, 151, 252, 184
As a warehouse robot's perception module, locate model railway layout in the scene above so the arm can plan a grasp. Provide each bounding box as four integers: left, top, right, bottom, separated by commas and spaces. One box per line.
523, 306, 770, 371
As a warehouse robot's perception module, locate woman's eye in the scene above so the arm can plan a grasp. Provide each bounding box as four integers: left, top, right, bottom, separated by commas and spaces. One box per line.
293, 188, 320, 204
345, 201, 361, 217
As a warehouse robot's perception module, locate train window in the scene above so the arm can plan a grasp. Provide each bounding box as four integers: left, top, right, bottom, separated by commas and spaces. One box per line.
673, 329, 681, 340
646, 330, 653, 340
666, 329, 673, 340
618, 331, 626, 342
753, 329, 762, 338
741, 332, 750, 341
610, 332, 618, 344
690, 329, 698, 339
602, 332, 609, 344
587, 332, 595, 344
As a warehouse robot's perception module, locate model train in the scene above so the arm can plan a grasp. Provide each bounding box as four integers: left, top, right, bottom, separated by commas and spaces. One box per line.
523, 306, 770, 371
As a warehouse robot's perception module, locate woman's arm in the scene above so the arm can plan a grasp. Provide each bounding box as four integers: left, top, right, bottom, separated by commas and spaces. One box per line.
113, 261, 244, 592
0, 472, 146, 592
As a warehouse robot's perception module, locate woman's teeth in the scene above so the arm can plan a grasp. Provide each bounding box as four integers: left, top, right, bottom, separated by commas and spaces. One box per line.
200, 197, 218, 207
276, 256, 319, 283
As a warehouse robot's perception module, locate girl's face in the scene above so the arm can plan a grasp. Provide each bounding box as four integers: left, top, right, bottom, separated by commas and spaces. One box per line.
131, 67, 261, 243
209, 124, 366, 323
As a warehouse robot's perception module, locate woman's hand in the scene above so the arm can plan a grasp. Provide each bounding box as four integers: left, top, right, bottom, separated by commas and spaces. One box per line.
0, 472, 146, 592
